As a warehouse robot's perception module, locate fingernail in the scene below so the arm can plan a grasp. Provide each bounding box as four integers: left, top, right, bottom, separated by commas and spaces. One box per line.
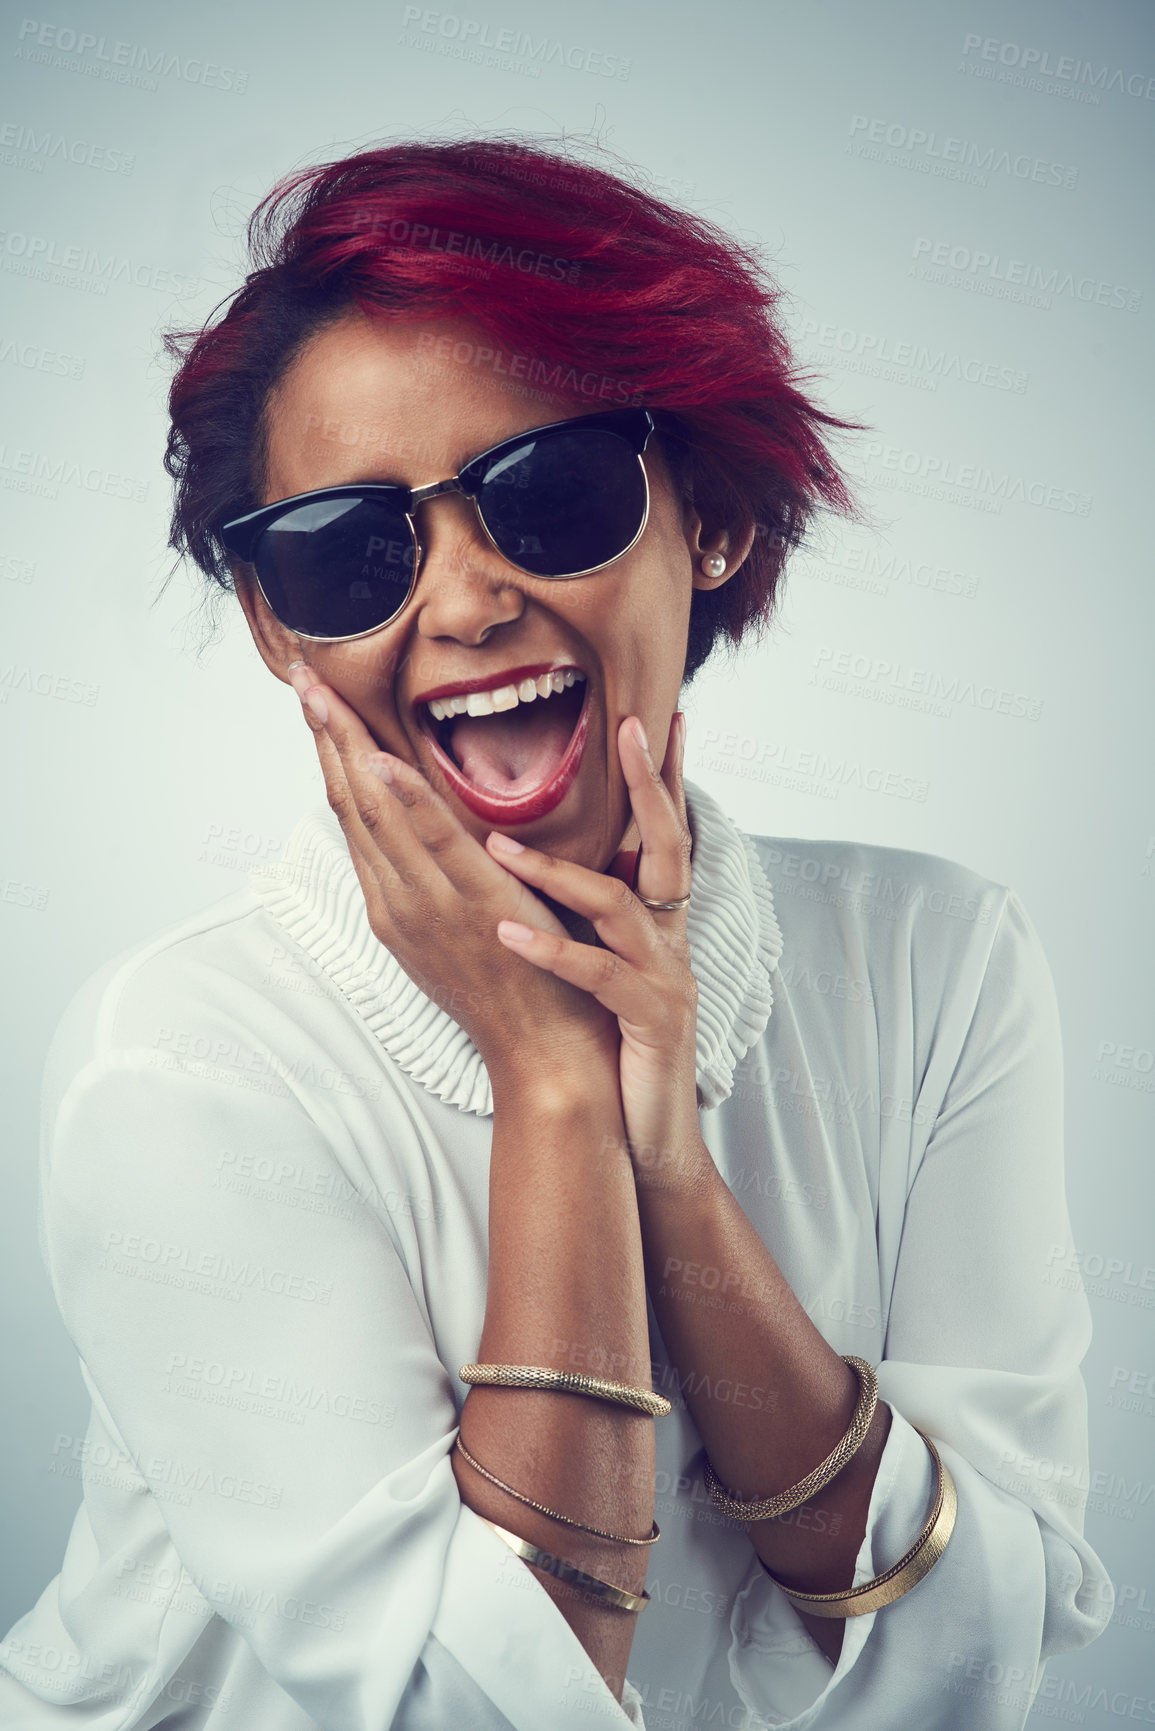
676, 712, 687, 751
497, 920, 535, 942
632, 717, 649, 754
303, 687, 328, 725
488, 831, 525, 854
366, 756, 393, 785
286, 663, 314, 699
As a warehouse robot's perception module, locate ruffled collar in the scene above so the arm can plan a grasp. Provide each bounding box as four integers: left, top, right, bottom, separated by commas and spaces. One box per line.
248, 779, 783, 1117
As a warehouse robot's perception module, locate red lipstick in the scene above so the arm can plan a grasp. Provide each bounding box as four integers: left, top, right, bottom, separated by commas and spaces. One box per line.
421, 681, 591, 825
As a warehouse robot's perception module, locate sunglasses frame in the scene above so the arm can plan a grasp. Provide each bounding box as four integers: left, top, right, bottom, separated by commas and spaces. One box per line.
220, 406, 656, 644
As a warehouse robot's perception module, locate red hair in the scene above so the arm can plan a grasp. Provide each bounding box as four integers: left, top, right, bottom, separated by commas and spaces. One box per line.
164, 136, 858, 681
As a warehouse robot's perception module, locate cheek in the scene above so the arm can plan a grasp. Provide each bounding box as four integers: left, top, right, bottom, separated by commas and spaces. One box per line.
315, 640, 404, 709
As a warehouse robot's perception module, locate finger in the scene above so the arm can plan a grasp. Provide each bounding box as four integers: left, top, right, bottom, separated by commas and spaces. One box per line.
496, 920, 674, 1034
487, 833, 665, 969
618, 715, 692, 911
663, 711, 688, 821
368, 756, 570, 934
291, 667, 568, 934
286, 667, 432, 898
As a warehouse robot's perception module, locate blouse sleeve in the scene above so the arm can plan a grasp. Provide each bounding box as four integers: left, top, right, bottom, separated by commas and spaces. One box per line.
725, 888, 1114, 1729
22, 971, 642, 1730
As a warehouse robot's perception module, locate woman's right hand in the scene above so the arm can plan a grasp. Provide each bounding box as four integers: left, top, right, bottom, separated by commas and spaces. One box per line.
288, 665, 623, 1098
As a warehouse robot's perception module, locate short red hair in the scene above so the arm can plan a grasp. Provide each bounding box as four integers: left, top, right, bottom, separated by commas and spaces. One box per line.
165, 137, 857, 681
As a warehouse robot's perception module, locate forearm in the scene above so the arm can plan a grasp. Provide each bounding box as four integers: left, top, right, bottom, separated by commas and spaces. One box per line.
453, 1077, 655, 1700
633, 1140, 891, 1662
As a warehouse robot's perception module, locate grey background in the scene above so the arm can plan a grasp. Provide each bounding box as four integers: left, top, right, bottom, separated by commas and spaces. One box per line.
2, 0, 1152, 1715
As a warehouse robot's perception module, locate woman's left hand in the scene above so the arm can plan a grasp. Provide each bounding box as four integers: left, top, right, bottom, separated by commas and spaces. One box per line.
489, 712, 704, 1185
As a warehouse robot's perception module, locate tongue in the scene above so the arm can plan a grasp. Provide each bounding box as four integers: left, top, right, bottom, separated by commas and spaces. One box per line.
449, 695, 578, 794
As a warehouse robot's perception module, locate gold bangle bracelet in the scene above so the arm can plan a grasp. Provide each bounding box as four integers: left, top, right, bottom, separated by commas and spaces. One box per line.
763, 1430, 957, 1619
703, 1356, 879, 1522
454, 1434, 660, 1546
460, 1362, 672, 1418
481, 1518, 650, 1614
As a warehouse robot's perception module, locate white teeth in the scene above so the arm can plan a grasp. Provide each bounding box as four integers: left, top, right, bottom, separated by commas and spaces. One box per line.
425, 669, 585, 725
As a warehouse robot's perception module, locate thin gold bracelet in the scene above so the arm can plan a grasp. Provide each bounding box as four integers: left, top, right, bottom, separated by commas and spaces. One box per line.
762, 1430, 957, 1618
481, 1518, 650, 1613
460, 1362, 672, 1418
454, 1434, 660, 1546
703, 1356, 879, 1522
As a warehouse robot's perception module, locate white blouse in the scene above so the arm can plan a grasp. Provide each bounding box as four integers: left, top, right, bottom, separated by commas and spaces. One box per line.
1, 780, 1111, 1730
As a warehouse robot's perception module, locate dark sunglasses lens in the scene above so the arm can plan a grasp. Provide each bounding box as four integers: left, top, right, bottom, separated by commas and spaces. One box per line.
253, 497, 416, 638
475, 428, 647, 578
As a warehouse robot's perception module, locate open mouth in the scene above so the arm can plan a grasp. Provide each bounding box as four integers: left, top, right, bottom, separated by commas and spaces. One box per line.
415, 667, 591, 825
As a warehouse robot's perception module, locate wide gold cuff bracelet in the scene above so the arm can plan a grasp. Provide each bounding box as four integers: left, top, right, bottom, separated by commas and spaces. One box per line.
763, 1429, 957, 1618
482, 1518, 650, 1614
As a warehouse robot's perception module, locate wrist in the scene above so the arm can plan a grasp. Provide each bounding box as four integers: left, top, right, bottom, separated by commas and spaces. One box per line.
488, 1046, 622, 1121
630, 1128, 718, 1206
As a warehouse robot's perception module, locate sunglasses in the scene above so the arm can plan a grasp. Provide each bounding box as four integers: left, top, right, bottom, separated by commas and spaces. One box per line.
220, 406, 655, 643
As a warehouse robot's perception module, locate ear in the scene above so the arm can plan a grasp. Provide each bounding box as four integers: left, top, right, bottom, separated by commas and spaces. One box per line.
232, 568, 306, 683
682, 506, 758, 593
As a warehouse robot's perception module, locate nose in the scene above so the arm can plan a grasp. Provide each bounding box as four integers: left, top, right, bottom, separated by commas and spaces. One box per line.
408, 489, 527, 644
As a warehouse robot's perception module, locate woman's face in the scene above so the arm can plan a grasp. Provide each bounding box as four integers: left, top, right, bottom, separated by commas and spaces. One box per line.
237, 308, 734, 872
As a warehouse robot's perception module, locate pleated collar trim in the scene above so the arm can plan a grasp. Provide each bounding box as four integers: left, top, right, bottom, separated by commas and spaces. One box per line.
248, 779, 783, 1118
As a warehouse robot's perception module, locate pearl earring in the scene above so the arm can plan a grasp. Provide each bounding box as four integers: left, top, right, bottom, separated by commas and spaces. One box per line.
700, 554, 727, 578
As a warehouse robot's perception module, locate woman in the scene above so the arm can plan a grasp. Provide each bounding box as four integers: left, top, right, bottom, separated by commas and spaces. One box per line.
0, 138, 1111, 1729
